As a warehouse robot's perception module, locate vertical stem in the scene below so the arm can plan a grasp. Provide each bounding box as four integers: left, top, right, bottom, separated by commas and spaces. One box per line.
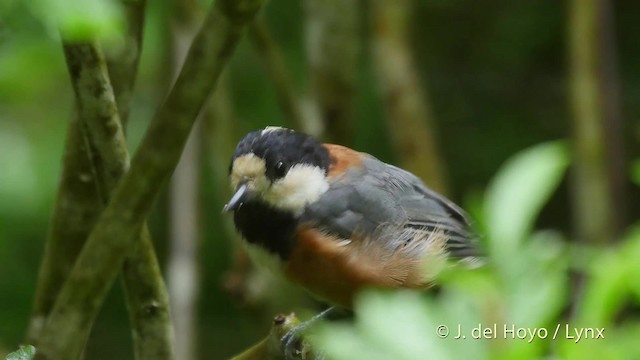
167, 2, 203, 359
304, 0, 359, 143
596, 0, 625, 236
167, 123, 201, 360
568, 0, 620, 245
370, 0, 449, 195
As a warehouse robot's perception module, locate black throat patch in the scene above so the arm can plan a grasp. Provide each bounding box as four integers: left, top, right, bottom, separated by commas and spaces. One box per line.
233, 200, 297, 260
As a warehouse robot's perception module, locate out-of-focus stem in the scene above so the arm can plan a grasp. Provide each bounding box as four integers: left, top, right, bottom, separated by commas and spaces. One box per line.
304, 0, 359, 143
370, 0, 449, 195
166, 1, 203, 359
568, 0, 620, 244
63, 41, 174, 359
25, 109, 103, 345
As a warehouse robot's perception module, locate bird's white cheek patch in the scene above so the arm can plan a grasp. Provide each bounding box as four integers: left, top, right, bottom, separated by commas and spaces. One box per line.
265, 164, 329, 214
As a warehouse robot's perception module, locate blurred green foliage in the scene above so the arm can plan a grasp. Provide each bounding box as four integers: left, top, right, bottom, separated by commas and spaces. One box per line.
5, 345, 35, 360
313, 142, 640, 360
1, 0, 123, 40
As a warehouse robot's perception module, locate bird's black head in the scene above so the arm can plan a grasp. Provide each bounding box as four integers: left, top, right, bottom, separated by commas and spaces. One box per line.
230, 127, 330, 181
225, 127, 331, 214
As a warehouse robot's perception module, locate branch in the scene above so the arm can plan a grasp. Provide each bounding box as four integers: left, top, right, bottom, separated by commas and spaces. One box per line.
249, 19, 309, 132
105, 0, 147, 129
122, 226, 174, 360
25, 109, 103, 344
62, 41, 175, 359
34, 0, 265, 358
103, 2, 178, 355
370, 0, 449, 195
230, 313, 315, 360
303, 0, 359, 143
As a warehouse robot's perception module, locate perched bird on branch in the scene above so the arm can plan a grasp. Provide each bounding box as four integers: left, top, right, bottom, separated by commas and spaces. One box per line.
224, 126, 479, 357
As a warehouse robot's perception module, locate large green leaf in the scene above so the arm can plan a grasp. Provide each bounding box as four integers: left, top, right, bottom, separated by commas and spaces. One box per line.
484, 141, 569, 264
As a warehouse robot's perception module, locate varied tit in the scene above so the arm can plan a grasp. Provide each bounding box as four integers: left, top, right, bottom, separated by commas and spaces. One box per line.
224, 126, 479, 308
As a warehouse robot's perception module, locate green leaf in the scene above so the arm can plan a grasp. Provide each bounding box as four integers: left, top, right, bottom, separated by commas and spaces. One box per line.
312, 291, 454, 360
484, 141, 570, 265
6, 345, 36, 360
27, 0, 124, 41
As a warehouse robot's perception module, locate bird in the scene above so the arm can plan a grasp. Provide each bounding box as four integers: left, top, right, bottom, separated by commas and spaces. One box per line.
223, 126, 480, 309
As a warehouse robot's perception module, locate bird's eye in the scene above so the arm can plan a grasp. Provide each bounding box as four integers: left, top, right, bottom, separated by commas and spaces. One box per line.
274, 161, 287, 177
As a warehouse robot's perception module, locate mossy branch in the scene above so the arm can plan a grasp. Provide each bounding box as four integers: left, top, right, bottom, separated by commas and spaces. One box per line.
122, 226, 174, 360
42, 41, 174, 359
34, 0, 265, 358
230, 313, 315, 360
25, 109, 103, 344
103, 1, 176, 358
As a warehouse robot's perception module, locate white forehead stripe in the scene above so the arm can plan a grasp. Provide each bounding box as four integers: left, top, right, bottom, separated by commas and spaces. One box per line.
261, 126, 287, 135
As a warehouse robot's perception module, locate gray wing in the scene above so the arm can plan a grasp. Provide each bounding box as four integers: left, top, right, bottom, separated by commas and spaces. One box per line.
302, 155, 478, 259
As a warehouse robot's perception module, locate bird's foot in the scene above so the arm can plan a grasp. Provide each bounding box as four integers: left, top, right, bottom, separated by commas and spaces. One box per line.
281, 307, 335, 360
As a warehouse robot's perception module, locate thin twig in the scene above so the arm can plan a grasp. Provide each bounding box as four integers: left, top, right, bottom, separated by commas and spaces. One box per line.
230, 313, 308, 360
34, 0, 265, 358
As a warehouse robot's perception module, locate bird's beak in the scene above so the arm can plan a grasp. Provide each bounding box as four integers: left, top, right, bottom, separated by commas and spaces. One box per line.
223, 182, 251, 213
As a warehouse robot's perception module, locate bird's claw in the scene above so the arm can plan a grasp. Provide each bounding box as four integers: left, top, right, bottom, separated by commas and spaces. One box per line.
280, 308, 335, 360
